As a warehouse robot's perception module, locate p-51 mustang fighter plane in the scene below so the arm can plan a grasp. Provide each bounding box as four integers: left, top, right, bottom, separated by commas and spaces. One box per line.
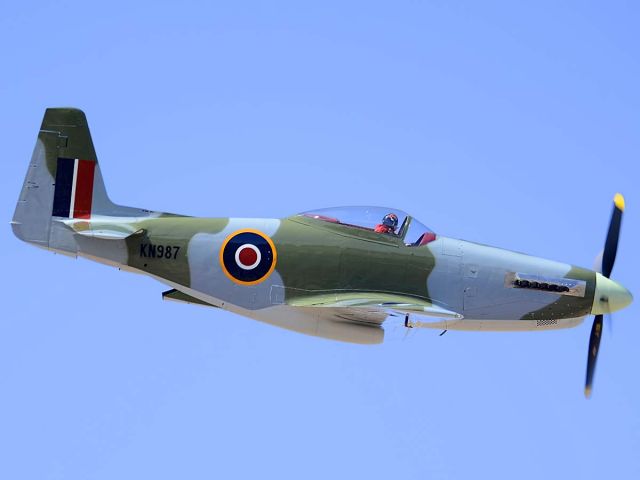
13, 108, 632, 397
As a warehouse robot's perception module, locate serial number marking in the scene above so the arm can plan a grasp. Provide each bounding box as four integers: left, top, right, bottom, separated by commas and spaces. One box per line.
139, 244, 181, 259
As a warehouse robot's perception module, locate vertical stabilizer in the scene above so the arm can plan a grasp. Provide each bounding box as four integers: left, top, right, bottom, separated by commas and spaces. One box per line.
12, 108, 152, 251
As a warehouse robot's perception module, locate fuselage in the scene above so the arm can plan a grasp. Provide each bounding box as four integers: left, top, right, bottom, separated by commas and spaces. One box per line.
58, 212, 631, 336
15, 108, 631, 389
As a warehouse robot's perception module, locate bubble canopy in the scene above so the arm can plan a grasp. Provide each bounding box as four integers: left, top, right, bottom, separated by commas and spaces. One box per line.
298, 206, 436, 246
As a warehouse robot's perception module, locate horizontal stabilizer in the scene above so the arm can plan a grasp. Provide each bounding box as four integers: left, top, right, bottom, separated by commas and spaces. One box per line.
162, 289, 219, 308
73, 228, 145, 240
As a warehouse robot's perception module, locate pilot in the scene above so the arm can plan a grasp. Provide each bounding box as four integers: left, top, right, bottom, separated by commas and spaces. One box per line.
375, 213, 398, 234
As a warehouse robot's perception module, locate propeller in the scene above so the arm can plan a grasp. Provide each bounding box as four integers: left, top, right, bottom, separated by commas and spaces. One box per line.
584, 193, 625, 398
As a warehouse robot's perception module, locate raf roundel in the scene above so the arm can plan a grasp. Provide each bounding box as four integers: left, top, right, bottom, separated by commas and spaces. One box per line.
219, 229, 277, 285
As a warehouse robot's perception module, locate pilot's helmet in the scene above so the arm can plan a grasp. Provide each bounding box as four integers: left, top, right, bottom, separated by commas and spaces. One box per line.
382, 213, 398, 229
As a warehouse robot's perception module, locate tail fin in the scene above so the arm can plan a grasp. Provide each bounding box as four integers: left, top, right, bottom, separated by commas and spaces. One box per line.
12, 108, 149, 250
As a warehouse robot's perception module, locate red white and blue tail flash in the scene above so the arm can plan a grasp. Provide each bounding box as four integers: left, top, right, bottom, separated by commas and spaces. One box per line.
52, 157, 96, 218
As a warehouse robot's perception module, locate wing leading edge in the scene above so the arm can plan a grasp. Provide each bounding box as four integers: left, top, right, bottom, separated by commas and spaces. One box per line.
287, 292, 463, 325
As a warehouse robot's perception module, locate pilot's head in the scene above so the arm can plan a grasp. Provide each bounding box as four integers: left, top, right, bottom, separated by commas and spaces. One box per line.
382, 213, 398, 231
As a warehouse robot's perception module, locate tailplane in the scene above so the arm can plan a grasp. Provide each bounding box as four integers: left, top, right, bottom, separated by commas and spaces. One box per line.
12, 108, 153, 251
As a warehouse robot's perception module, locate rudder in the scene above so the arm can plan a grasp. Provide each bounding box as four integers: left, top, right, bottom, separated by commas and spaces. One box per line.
12, 108, 145, 250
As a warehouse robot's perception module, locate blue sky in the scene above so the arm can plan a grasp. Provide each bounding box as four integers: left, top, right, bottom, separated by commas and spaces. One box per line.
1, 1, 639, 478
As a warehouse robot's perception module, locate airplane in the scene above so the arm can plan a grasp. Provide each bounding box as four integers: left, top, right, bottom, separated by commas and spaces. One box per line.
12, 108, 632, 397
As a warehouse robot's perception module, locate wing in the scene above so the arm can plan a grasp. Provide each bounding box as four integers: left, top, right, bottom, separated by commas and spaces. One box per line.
158, 289, 462, 345
287, 292, 463, 326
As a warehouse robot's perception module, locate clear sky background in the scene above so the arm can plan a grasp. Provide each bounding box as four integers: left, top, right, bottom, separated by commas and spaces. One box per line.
1, 1, 638, 479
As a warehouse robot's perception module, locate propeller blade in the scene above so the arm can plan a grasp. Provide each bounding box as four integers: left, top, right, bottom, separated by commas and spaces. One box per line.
584, 314, 604, 398
593, 249, 603, 274
602, 193, 624, 278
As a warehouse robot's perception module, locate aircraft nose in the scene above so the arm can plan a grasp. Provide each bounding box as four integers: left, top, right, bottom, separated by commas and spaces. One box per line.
591, 273, 633, 315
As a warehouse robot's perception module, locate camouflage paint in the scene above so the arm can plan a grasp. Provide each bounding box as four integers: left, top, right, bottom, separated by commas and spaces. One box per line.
12, 108, 633, 344
124, 217, 229, 289
275, 216, 436, 303
520, 266, 596, 320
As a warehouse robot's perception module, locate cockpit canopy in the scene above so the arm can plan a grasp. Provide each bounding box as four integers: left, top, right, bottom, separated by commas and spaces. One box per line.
298, 206, 436, 246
